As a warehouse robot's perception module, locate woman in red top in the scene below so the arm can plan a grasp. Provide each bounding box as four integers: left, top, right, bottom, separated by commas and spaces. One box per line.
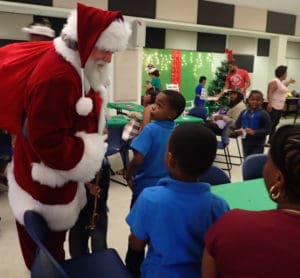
202, 124, 300, 278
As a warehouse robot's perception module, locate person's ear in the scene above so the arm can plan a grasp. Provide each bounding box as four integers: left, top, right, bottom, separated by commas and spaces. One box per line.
275, 170, 285, 190
168, 110, 177, 120
165, 151, 176, 169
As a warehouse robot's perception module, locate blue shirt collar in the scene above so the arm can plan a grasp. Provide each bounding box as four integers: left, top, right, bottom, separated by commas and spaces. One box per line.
154, 120, 176, 128
157, 177, 211, 193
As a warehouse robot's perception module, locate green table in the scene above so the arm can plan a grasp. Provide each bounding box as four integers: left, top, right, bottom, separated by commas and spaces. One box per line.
211, 178, 276, 211
107, 114, 203, 127
175, 115, 204, 124
107, 102, 144, 113
106, 115, 129, 127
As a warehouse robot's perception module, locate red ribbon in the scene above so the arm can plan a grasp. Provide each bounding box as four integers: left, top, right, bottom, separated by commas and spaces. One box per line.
171, 50, 181, 88
225, 48, 233, 61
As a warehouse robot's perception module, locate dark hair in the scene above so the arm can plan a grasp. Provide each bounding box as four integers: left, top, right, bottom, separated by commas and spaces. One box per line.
168, 124, 217, 177
228, 60, 237, 66
199, 76, 207, 83
275, 65, 287, 78
228, 90, 244, 108
162, 90, 186, 119
248, 90, 264, 100
150, 69, 160, 77
145, 88, 159, 104
270, 125, 300, 202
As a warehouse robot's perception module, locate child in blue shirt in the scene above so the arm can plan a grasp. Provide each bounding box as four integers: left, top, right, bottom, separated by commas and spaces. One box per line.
125, 90, 186, 205
126, 123, 229, 278
235, 90, 271, 157
194, 76, 207, 107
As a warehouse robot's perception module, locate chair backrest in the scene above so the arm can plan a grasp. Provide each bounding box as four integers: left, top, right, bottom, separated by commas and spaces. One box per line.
242, 153, 267, 180
24, 210, 68, 278
166, 83, 180, 91
198, 165, 231, 185
185, 100, 194, 111
106, 125, 126, 157
188, 106, 208, 120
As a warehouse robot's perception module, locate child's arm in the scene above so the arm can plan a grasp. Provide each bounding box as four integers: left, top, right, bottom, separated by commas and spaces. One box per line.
245, 111, 272, 137
202, 248, 218, 278
129, 233, 147, 251
140, 104, 153, 130
125, 150, 144, 190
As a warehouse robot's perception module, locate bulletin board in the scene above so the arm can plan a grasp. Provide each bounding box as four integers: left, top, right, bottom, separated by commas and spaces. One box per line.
142, 48, 225, 101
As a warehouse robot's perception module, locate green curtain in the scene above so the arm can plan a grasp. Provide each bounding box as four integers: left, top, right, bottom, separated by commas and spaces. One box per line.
142, 48, 214, 101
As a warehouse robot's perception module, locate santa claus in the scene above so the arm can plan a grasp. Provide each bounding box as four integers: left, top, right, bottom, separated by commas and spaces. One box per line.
6, 3, 131, 269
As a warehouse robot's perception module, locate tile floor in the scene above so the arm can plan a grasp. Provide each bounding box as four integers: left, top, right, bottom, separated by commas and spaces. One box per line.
0, 116, 296, 277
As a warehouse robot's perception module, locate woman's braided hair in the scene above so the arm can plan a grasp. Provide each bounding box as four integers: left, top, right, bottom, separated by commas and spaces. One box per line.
270, 125, 300, 202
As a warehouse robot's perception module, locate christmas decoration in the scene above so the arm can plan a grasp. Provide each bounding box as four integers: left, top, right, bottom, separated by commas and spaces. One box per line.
206, 49, 234, 113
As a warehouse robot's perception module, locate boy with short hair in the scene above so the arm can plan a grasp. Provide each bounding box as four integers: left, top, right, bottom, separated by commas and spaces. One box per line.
194, 76, 207, 107
126, 123, 229, 277
235, 90, 271, 157
125, 89, 186, 205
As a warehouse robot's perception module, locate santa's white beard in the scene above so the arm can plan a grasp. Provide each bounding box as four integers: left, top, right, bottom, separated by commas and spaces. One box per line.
84, 58, 110, 92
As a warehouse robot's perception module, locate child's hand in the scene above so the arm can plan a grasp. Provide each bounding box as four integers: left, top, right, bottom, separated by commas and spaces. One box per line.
213, 114, 223, 121
85, 182, 101, 198
234, 129, 244, 136
143, 104, 154, 119
128, 112, 139, 119
245, 128, 255, 135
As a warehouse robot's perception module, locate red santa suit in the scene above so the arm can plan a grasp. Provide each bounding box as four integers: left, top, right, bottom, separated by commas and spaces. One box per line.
6, 3, 131, 269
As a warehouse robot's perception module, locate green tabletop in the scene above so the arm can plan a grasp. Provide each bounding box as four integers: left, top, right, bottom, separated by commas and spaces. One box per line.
211, 178, 276, 211
106, 115, 129, 127
107, 102, 144, 113
175, 115, 204, 124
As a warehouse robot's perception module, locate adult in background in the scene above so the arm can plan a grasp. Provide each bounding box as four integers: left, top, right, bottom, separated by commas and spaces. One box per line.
5, 3, 131, 269
202, 124, 300, 278
204, 90, 246, 135
22, 18, 55, 41
266, 65, 295, 145
194, 76, 207, 107
145, 64, 162, 92
219, 60, 251, 97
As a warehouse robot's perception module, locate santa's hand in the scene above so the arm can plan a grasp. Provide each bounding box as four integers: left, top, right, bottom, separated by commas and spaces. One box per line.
86, 182, 101, 198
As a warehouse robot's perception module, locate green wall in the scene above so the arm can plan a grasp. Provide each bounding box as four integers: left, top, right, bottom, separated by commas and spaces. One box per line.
142, 48, 215, 101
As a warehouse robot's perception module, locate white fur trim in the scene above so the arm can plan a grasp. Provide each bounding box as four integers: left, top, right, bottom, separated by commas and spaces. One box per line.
54, 37, 91, 92
31, 132, 107, 187
31, 162, 66, 187
22, 25, 55, 38
96, 20, 132, 52
61, 10, 77, 41
76, 97, 93, 116
7, 164, 87, 231
62, 10, 131, 52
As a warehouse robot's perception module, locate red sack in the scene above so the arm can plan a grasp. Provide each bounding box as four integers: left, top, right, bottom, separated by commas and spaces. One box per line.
0, 41, 52, 134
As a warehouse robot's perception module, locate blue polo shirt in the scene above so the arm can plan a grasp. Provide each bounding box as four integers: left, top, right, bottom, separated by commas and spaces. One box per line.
194, 84, 205, 106
126, 177, 229, 278
130, 121, 175, 196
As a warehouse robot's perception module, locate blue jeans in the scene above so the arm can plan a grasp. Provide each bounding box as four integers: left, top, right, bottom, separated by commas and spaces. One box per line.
68, 158, 110, 258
